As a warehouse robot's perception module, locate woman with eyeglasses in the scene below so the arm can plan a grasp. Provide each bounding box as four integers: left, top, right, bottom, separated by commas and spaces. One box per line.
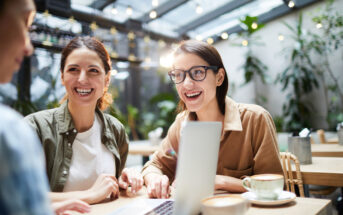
142, 40, 283, 198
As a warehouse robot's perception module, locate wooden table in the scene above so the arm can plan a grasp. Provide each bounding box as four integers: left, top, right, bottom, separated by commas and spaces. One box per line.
294, 157, 343, 187
311, 144, 343, 157
71, 188, 332, 215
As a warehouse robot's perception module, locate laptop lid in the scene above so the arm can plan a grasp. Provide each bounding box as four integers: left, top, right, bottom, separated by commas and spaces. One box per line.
108, 121, 222, 215
173, 121, 222, 215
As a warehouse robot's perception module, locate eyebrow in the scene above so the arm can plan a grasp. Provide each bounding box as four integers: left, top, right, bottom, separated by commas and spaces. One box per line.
66, 64, 101, 68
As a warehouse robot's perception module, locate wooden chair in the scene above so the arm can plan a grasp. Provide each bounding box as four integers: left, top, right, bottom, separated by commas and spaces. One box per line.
280, 152, 305, 197
317, 129, 338, 144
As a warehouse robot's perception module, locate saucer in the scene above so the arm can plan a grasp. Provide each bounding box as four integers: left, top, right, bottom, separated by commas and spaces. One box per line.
241, 191, 296, 206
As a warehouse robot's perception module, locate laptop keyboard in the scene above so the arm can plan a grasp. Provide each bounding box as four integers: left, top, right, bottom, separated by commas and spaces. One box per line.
144, 200, 174, 215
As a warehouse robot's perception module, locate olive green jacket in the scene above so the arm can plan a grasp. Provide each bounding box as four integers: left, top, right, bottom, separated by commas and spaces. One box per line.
24, 102, 128, 192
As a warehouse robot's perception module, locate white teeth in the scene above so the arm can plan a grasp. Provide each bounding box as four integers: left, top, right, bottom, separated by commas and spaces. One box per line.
186, 92, 201, 97
76, 88, 92, 95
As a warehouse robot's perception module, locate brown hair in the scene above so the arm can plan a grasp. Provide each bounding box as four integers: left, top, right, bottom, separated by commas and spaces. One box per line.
59, 36, 113, 110
174, 40, 229, 115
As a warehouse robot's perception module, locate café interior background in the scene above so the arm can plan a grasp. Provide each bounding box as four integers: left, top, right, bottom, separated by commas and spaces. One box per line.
0, 0, 342, 140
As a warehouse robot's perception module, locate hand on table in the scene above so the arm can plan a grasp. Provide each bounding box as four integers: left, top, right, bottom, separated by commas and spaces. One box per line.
119, 167, 144, 194
86, 174, 119, 204
145, 173, 170, 199
52, 199, 90, 215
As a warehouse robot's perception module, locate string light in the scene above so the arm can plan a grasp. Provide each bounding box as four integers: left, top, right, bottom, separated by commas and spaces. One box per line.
221, 32, 229, 40
316, 23, 323, 29
128, 54, 136, 61
110, 27, 117, 35
111, 7, 118, 15
195, 35, 203, 41
110, 52, 118, 58
288, 1, 295, 8
158, 39, 166, 48
127, 31, 135, 40
278, 34, 284, 41
251, 22, 258, 30
242, 40, 248, 46
196, 5, 203, 14
149, 10, 157, 19
68, 16, 75, 23
207, 37, 214, 44
152, 0, 159, 7
126, 6, 133, 16
90, 21, 98, 31
144, 36, 150, 43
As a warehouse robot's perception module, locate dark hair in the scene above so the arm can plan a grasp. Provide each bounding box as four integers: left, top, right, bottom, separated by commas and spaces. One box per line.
60, 36, 113, 110
174, 40, 229, 115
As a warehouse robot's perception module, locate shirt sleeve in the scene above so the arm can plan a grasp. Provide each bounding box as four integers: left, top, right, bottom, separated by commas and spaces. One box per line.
252, 110, 283, 176
141, 118, 181, 183
0, 112, 53, 215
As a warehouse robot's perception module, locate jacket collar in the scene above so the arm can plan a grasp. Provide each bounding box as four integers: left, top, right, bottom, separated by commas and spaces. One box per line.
55, 101, 110, 135
183, 96, 243, 131
223, 96, 243, 131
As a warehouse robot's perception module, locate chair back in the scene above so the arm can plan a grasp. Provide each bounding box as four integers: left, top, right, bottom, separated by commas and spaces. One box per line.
317, 129, 326, 144
280, 152, 305, 197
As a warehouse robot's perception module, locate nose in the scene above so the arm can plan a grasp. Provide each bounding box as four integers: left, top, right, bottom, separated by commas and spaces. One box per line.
183, 73, 194, 87
24, 33, 34, 56
78, 70, 88, 83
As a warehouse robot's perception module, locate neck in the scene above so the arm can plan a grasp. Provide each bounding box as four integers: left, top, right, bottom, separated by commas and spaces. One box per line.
68, 101, 96, 132
196, 100, 224, 122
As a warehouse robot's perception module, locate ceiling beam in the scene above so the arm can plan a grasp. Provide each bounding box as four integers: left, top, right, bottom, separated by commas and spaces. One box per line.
212, 0, 322, 43
138, 0, 189, 23
90, 0, 116, 10
176, 0, 254, 35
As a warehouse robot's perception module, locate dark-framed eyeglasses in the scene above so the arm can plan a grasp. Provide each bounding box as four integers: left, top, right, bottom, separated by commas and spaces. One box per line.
168, 65, 218, 84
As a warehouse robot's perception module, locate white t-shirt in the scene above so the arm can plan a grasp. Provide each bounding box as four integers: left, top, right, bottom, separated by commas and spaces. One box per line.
63, 114, 116, 192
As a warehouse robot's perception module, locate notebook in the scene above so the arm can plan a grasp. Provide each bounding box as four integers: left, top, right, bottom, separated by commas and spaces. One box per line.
108, 121, 222, 215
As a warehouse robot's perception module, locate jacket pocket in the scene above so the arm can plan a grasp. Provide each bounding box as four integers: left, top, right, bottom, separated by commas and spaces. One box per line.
221, 167, 253, 179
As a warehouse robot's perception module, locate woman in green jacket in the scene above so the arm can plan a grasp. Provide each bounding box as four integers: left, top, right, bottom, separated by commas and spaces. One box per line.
25, 36, 143, 204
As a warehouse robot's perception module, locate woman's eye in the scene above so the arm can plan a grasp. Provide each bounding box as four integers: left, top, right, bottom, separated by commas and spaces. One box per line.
89, 68, 99, 73
68, 67, 78, 72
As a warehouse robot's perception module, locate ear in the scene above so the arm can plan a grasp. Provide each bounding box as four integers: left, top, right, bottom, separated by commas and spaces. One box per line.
216, 68, 225, 86
61, 71, 65, 86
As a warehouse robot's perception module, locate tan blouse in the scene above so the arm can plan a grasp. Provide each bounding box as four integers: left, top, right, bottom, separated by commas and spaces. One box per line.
141, 97, 283, 183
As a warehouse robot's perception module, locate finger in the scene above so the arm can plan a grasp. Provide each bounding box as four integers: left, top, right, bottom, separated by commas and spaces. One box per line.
161, 176, 169, 198
155, 180, 161, 199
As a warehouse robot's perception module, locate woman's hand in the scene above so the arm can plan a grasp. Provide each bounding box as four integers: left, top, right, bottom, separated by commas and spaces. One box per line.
214, 174, 246, 193
86, 174, 119, 204
52, 199, 90, 215
144, 173, 170, 199
118, 168, 144, 194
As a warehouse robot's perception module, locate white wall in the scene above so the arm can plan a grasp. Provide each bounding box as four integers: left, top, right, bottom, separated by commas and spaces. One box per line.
215, 0, 343, 129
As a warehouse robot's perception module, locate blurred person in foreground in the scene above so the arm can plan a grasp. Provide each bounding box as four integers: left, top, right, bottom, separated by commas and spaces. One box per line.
25, 36, 143, 204
0, 0, 90, 214
142, 40, 283, 198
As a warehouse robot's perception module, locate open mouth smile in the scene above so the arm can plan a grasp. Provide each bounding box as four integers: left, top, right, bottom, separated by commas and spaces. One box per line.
185, 91, 202, 99
75, 88, 94, 96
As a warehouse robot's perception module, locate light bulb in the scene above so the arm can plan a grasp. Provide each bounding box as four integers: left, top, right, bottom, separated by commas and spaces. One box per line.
288, 1, 295, 8
126, 6, 133, 16
221, 32, 229, 40
149, 10, 157, 19
196, 5, 203, 14
207, 38, 214, 44
242, 40, 248, 46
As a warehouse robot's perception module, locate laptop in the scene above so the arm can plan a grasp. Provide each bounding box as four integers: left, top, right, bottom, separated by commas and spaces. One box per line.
108, 121, 222, 215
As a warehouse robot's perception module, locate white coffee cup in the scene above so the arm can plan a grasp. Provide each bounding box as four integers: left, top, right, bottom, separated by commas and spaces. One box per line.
201, 194, 250, 215
242, 174, 284, 200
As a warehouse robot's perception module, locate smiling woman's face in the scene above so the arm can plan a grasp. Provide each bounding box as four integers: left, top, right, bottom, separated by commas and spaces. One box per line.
61, 47, 110, 109
0, 0, 35, 83
173, 53, 223, 113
